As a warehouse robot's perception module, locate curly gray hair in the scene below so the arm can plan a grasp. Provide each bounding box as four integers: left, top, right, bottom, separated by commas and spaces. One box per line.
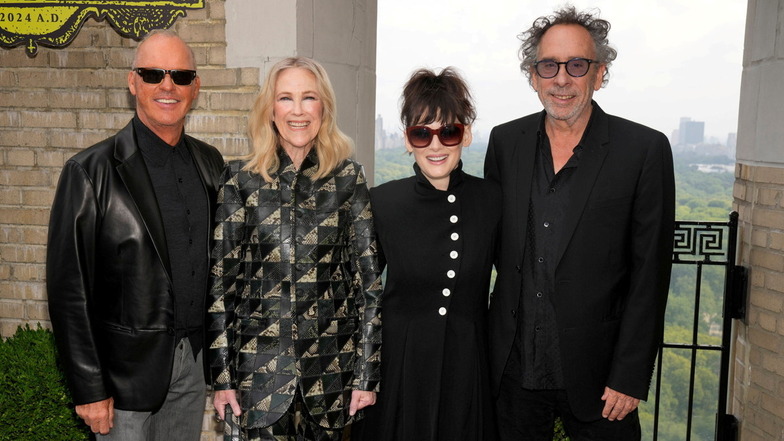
518, 5, 617, 88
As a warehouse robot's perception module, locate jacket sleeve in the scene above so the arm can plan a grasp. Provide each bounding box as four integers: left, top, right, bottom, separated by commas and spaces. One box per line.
607, 132, 676, 399
207, 163, 246, 390
46, 160, 108, 405
347, 164, 383, 391
484, 128, 504, 271
484, 127, 501, 185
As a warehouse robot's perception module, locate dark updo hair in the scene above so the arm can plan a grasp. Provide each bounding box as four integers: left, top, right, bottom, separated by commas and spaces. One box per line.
518, 5, 617, 87
400, 67, 476, 128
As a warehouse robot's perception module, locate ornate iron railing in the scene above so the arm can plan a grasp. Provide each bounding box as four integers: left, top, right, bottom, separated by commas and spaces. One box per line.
649, 212, 744, 441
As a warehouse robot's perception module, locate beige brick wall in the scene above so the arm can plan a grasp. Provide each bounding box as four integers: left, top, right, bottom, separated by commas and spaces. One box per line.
732, 163, 784, 440
0, 1, 257, 334
0, 1, 254, 438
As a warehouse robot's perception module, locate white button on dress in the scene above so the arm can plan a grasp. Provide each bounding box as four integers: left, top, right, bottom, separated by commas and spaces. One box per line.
442, 288, 451, 297
447, 194, 456, 203
438, 307, 447, 316
451, 232, 459, 241
450, 251, 458, 259
450, 215, 458, 223
447, 270, 456, 278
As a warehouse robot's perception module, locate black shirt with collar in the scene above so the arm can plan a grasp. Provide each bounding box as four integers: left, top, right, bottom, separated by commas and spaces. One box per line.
133, 115, 209, 358
511, 109, 596, 389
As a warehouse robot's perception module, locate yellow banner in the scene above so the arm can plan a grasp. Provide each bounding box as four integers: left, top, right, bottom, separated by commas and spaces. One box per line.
0, 1, 204, 56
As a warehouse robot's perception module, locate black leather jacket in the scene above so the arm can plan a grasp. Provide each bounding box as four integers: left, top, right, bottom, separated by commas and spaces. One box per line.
46, 121, 224, 411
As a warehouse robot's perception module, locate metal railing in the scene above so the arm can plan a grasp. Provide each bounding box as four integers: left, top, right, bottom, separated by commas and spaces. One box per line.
649, 212, 744, 441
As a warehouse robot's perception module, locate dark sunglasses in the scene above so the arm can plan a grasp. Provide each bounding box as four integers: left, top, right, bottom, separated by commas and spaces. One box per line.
134, 68, 197, 86
533, 58, 595, 79
406, 123, 465, 148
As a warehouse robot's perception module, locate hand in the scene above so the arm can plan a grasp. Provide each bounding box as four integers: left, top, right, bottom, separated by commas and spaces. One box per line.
349, 390, 377, 416
601, 387, 640, 421
213, 389, 241, 420
75, 397, 114, 434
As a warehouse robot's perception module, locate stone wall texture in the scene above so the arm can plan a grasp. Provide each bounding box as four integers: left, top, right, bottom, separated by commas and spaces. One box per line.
732, 164, 784, 441
730, 0, 784, 439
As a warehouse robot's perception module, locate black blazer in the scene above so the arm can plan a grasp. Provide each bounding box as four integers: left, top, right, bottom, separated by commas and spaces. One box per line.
484, 102, 675, 420
46, 121, 224, 411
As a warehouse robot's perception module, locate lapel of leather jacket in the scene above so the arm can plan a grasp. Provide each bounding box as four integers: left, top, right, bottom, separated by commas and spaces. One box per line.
113, 121, 173, 279
554, 102, 610, 269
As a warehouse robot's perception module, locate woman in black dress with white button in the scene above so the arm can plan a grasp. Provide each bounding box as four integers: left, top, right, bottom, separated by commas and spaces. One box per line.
353, 68, 500, 441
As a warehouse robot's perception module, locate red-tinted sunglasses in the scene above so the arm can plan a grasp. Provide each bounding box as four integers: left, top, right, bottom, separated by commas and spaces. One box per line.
405, 123, 465, 148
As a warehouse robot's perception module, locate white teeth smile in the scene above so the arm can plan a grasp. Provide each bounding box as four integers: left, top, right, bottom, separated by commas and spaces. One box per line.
554, 95, 574, 99
156, 99, 178, 104
289, 122, 309, 128
428, 155, 447, 161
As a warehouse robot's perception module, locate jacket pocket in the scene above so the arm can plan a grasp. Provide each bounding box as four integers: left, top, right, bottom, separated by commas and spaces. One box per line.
100, 322, 135, 335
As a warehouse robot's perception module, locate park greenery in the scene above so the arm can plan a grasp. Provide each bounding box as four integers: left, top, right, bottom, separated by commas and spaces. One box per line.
375, 142, 734, 441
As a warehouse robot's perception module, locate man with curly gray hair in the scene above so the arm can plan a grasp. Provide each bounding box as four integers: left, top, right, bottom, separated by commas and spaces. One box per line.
485, 5, 675, 440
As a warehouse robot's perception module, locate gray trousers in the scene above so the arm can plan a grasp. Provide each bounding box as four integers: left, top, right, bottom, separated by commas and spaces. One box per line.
97, 338, 206, 441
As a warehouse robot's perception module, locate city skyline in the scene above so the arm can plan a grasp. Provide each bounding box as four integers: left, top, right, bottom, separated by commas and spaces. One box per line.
375, 112, 737, 156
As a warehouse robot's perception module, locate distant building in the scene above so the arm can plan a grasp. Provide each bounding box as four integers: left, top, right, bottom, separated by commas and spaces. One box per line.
727, 132, 737, 151
679, 117, 705, 145
375, 114, 404, 150
374, 114, 385, 150
670, 118, 735, 159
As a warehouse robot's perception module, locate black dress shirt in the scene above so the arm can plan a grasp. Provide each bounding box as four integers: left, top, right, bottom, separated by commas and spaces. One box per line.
513, 112, 595, 389
134, 116, 209, 357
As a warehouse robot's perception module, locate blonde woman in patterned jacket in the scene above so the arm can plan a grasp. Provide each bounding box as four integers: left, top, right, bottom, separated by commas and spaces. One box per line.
207, 57, 383, 441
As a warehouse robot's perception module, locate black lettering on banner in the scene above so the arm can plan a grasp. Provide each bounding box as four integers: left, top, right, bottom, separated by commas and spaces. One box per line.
0, 1, 204, 57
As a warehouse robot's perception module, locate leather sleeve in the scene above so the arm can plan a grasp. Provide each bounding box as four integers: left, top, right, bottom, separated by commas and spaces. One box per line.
347, 164, 383, 392
46, 160, 108, 405
206, 162, 245, 390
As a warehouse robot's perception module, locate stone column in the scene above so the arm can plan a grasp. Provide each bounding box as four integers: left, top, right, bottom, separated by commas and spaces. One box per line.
732, 1, 784, 439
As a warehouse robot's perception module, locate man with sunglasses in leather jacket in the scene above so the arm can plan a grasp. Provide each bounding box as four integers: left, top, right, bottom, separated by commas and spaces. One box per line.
46, 30, 223, 440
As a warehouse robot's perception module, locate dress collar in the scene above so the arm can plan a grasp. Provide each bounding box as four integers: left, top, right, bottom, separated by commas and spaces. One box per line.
275, 147, 320, 182
412, 160, 465, 193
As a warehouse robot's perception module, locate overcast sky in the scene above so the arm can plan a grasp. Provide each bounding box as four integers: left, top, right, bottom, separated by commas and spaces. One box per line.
375, 0, 748, 143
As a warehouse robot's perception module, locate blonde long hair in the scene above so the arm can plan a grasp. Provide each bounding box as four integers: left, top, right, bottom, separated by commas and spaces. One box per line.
243, 57, 354, 182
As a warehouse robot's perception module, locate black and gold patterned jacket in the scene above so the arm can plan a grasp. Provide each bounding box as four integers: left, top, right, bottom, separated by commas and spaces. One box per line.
207, 150, 382, 430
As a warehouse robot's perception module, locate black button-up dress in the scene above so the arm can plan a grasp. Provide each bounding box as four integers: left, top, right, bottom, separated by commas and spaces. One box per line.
354, 162, 501, 441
